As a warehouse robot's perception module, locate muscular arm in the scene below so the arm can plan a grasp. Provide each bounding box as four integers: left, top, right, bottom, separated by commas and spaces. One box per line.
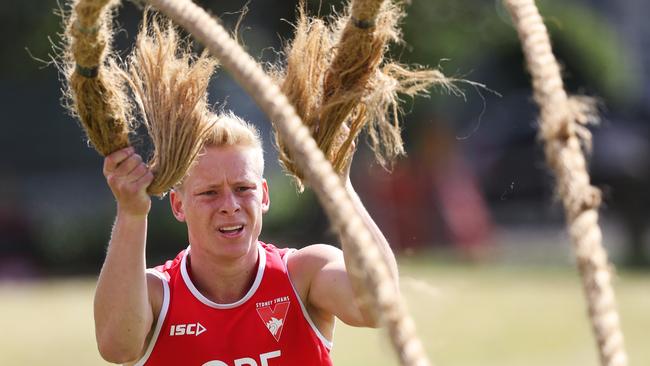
290, 178, 398, 330
93, 147, 158, 363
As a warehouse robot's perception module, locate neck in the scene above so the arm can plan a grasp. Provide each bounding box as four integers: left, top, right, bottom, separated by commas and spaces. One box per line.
186, 242, 259, 304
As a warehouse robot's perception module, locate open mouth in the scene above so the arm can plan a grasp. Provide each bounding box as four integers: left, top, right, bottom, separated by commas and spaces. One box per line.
218, 225, 244, 236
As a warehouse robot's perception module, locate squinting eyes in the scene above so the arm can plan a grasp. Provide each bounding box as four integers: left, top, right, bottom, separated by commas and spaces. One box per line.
197, 187, 254, 196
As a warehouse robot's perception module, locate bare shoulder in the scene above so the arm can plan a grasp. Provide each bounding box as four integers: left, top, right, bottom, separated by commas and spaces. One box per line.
287, 244, 343, 278
146, 271, 165, 318
286, 244, 343, 297
289, 244, 342, 264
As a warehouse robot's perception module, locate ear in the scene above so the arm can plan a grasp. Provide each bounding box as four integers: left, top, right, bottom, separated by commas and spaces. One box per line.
261, 179, 270, 214
170, 189, 186, 222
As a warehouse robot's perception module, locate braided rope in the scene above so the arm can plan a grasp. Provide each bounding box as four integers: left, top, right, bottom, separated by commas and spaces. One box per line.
317, 0, 387, 172
352, 0, 383, 20
145, 0, 431, 365
66, 0, 131, 156
504, 1, 627, 365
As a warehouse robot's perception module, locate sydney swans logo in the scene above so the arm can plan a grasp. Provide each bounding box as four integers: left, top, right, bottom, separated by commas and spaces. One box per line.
266, 317, 283, 338
256, 296, 290, 341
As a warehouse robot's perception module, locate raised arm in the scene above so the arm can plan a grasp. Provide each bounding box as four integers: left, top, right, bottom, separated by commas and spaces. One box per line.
93, 147, 159, 363
289, 175, 398, 330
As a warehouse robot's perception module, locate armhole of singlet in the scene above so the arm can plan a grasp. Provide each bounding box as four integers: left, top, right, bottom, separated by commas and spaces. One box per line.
282, 249, 335, 350
133, 269, 171, 366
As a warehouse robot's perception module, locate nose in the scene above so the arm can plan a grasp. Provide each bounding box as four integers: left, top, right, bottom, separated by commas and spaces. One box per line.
219, 190, 240, 215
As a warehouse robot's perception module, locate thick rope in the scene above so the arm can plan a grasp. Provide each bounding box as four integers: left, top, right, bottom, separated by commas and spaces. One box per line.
66, 0, 131, 156
504, 1, 627, 365
124, 18, 219, 197
66, 1, 217, 196
318, 0, 387, 173
145, 0, 431, 364
276, 1, 442, 190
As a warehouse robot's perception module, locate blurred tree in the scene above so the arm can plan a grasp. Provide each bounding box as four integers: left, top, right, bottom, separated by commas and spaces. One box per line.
401, 0, 638, 104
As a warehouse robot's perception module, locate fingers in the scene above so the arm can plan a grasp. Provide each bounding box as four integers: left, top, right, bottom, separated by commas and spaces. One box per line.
130, 164, 154, 191
104, 147, 147, 182
135, 169, 155, 188
128, 160, 149, 182
102, 147, 153, 216
103, 147, 135, 176
104, 147, 153, 191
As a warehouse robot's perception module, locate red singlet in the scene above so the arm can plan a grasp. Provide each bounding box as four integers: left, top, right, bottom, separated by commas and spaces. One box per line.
134, 242, 333, 366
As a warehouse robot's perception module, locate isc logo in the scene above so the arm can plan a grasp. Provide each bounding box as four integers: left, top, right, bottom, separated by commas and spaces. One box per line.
202, 350, 281, 366
170, 322, 207, 336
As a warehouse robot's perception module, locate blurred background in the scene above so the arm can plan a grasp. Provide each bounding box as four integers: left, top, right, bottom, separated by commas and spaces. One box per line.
0, 0, 648, 365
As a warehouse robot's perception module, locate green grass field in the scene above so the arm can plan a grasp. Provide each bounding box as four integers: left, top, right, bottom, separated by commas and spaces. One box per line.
1, 260, 648, 365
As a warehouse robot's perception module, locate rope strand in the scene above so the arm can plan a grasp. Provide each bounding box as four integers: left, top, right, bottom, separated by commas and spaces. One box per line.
504, 1, 627, 365
64, 0, 131, 156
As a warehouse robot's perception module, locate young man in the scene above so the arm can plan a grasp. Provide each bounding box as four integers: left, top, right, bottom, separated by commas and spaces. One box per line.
94, 115, 398, 365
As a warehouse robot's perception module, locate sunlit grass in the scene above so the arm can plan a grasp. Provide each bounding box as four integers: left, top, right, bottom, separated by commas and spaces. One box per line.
0, 261, 648, 365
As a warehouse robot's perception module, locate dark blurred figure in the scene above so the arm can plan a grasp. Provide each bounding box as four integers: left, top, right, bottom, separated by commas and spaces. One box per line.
0, 175, 40, 279
592, 114, 650, 267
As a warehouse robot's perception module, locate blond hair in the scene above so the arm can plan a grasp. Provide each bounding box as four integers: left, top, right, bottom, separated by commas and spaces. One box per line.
203, 112, 265, 176
204, 112, 262, 150
170, 111, 265, 192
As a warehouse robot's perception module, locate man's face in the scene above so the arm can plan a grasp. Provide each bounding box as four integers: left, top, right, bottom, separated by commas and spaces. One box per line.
170, 145, 269, 259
